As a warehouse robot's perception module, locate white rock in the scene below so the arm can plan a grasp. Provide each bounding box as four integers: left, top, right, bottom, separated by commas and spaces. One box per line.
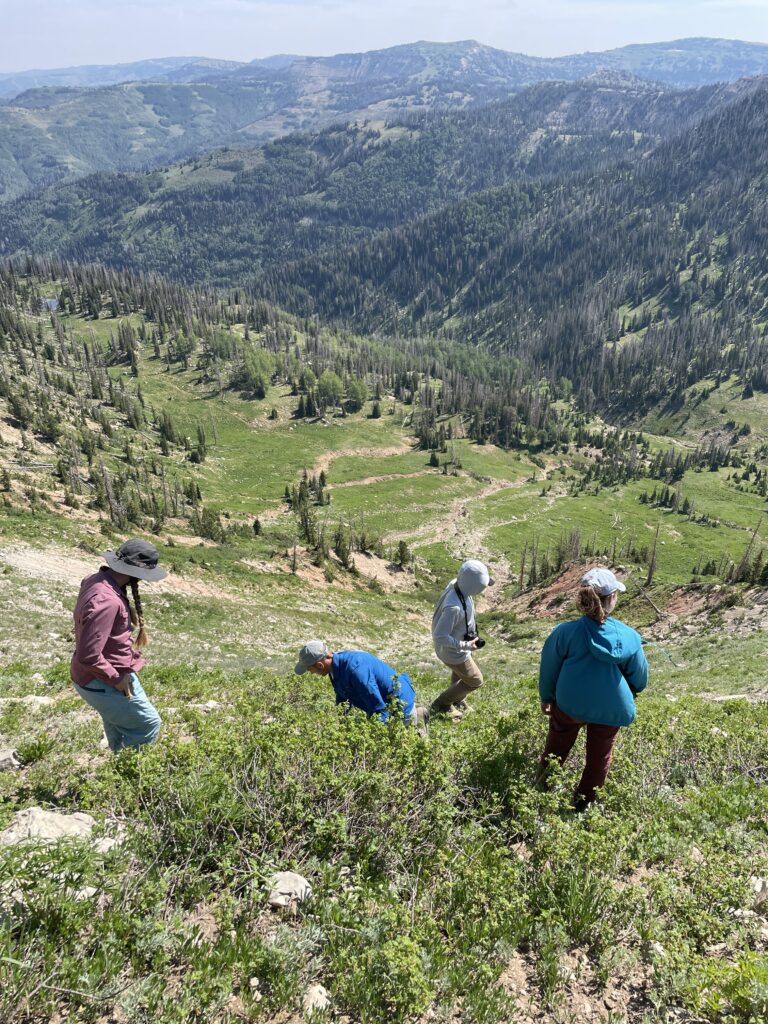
0, 807, 96, 845
73, 885, 98, 901
0, 807, 123, 853
650, 942, 666, 956
188, 701, 224, 712
93, 836, 121, 854
31, 673, 47, 685
690, 846, 705, 865
0, 749, 22, 771
267, 870, 312, 908
303, 983, 330, 1015
751, 877, 768, 909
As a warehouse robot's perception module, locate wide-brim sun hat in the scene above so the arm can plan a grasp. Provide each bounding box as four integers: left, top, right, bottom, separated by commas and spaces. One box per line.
581, 567, 626, 597
104, 539, 168, 582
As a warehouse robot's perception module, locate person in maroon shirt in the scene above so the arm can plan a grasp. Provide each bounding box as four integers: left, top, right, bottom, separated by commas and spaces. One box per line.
72, 539, 166, 752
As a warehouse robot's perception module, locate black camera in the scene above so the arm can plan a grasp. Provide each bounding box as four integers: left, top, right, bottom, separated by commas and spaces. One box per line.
464, 632, 486, 649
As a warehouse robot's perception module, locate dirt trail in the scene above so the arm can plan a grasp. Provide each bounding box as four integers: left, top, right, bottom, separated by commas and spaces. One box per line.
387, 459, 563, 606
310, 441, 414, 478
330, 468, 433, 490
389, 477, 521, 601
0, 545, 243, 602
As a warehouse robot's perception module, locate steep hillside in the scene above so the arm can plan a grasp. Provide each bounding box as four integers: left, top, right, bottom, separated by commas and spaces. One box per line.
261, 83, 768, 415
0, 77, 750, 276
1, 258, 768, 1024
3, 257, 768, 671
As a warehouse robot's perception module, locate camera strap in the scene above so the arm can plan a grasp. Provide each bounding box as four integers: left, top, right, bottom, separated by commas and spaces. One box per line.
453, 582, 472, 635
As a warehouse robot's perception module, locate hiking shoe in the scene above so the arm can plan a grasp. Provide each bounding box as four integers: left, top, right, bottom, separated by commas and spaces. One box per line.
414, 706, 430, 739
430, 703, 465, 722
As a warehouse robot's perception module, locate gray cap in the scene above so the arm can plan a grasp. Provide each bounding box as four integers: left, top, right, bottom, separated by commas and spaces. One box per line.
104, 539, 167, 582
581, 567, 626, 597
294, 640, 328, 675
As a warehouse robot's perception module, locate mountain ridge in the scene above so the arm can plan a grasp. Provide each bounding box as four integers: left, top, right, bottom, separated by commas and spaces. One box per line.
3, 37, 768, 201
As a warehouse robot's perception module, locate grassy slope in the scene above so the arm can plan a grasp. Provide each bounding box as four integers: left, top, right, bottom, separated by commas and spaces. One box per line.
2, 308, 768, 1023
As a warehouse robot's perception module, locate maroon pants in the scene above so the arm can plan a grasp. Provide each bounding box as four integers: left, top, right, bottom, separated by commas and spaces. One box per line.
539, 704, 620, 802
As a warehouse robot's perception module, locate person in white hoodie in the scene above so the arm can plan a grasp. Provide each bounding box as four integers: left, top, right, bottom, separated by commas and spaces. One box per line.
430, 559, 494, 719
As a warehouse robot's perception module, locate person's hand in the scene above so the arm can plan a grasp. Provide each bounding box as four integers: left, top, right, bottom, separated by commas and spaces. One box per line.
114, 674, 134, 699
541, 702, 553, 716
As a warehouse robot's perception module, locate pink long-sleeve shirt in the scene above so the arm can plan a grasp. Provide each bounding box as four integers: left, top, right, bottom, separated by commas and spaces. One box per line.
70, 569, 145, 687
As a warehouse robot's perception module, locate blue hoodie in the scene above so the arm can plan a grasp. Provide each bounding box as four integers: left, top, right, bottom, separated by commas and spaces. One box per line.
538, 617, 648, 727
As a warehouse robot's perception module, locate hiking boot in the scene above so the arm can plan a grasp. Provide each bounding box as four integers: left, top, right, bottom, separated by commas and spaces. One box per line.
414, 706, 430, 739
430, 702, 465, 722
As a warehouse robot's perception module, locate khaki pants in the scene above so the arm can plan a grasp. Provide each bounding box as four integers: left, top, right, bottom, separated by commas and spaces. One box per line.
432, 656, 484, 711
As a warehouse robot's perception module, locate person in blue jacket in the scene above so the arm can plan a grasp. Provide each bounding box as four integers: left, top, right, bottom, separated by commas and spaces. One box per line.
536, 567, 648, 807
295, 640, 428, 735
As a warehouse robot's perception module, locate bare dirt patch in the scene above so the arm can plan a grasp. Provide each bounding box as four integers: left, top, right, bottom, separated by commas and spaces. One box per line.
348, 551, 416, 592
0, 544, 243, 603
498, 946, 654, 1023
310, 441, 414, 479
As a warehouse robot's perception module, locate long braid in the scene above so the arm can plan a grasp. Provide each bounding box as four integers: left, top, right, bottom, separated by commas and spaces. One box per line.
129, 578, 149, 647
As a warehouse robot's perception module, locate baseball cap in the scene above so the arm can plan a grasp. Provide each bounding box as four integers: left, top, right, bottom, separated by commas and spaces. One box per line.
294, 640, 329, 674
581, 567, 626, 597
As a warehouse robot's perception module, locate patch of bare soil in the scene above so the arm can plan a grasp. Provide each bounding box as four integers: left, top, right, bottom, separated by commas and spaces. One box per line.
498, 947, 654, 1023
645, 584, 768, 642
508, 564, 587, 619
0, 544, 242, 603
330, 468, 432, 489
310, 441, 414, 478
164, 534, 218, 548
701, 689, 768, 704
348, 551, 417, 592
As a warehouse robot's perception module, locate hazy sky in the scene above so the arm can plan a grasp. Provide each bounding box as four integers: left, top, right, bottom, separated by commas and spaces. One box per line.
2, 0, 768, 72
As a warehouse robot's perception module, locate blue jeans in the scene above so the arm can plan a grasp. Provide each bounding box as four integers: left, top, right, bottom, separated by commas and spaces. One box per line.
77, 673, 161, 752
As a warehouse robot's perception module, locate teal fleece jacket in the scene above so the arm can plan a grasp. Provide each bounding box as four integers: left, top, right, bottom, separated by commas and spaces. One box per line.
538, 616, 648, 727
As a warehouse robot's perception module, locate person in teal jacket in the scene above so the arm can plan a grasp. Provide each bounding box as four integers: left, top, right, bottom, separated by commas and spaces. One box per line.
536, 567, 648, 806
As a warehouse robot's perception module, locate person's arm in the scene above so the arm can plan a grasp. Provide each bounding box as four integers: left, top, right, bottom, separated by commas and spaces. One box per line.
538, 626, 566, 707
74, 594, 122, 685
622, 646, 649, 696
433, 605, 474, 655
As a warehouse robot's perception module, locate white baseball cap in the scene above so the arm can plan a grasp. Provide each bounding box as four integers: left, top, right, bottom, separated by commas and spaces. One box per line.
581, 568, 626, 596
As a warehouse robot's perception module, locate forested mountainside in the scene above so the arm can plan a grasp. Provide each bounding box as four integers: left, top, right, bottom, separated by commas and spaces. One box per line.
1, 77, 754, 280
3, 256, 768, 562
3, 37, 768, 200
0, 256, 577, 479
5, 81, 768, 423
261, 83, 768, 416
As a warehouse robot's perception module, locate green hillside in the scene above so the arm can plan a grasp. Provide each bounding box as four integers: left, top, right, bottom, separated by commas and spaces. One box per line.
5, 81, 768, 438
1, 258, 768, 1023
